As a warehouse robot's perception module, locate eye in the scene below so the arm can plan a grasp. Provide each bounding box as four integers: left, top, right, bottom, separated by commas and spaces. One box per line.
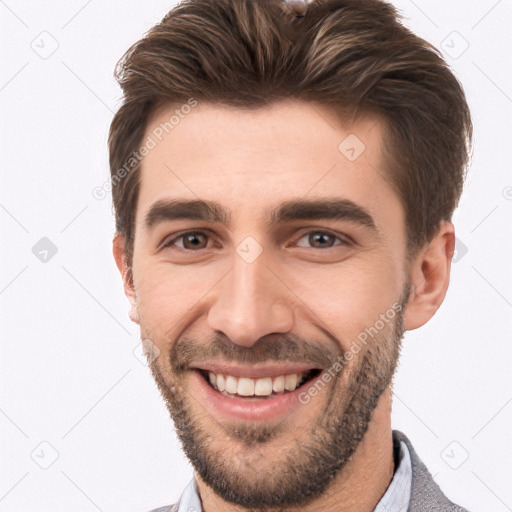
160, 229, 353, 253
293, 230, 352, 249
161, 230, 212, 251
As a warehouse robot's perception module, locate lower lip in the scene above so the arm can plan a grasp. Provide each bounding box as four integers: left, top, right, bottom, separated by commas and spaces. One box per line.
191, 370, 317, 421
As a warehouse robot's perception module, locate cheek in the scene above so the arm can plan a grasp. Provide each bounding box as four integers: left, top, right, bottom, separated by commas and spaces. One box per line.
134, 261, 225, 341
133, 247, 404, 354
283, 256, 402, 351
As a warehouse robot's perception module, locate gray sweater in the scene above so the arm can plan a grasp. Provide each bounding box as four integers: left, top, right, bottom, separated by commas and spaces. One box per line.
393, 430, 469, 511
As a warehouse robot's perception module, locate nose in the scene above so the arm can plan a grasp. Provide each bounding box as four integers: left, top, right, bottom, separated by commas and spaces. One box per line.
207, 249, 294, 348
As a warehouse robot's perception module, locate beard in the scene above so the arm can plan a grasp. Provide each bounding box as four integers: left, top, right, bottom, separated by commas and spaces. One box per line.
146, 286, 408, 512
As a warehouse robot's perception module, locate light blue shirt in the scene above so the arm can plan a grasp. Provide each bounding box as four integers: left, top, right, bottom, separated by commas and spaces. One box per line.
374, 438, 412, 512
168, 436, 412, 512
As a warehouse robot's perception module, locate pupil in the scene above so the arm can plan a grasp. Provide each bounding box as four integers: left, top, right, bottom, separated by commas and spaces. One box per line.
311, 233, 332, 247
185, 233, 205, 249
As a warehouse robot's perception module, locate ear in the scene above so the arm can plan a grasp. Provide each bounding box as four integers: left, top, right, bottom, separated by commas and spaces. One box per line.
403, 221, 455, 331
112, 233, 139, 324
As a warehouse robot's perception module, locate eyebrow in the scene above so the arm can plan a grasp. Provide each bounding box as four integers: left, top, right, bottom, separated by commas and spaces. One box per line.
144, 198, 377, 232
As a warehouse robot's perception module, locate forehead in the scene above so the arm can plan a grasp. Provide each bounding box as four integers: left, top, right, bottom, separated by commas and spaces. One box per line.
135, 100, 403, 235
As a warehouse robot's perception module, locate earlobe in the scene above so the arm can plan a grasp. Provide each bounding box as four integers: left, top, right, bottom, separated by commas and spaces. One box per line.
112, 233, 139, 325
128, 299, 140, 324
403, 222, 455, 331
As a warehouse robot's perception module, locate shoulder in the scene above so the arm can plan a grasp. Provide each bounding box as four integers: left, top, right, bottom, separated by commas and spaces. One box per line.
393, 430, 471, 512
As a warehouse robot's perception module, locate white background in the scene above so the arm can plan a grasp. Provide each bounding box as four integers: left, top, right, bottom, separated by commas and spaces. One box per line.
1, 1, 511, 511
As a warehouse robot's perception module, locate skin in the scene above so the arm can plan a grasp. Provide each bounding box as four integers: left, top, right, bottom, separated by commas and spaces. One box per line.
113, 99, 455, 512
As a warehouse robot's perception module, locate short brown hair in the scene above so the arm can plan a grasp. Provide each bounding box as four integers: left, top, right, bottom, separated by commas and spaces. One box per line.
108, 0, 473, 282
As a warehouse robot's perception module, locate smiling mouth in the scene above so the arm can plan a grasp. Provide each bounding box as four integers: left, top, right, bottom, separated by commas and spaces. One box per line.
196, 368, 323, 400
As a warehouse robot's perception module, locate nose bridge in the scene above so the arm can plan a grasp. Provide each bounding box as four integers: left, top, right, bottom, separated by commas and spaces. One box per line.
207, 246, 294, 347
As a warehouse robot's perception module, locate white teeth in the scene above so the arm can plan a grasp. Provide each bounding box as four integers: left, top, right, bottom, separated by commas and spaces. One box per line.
272, 375, 285, 393
237, 377, 255, 396
284, 374, 298, 391
255, 377, 273, 396
225, 375, 238, 394
216, 374, 226, 392
206, 371, 311, 397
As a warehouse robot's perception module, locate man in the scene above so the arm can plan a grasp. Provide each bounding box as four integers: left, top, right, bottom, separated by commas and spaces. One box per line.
109, 0, 473, 510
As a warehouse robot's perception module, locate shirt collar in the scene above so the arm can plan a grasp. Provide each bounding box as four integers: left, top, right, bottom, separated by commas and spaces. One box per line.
372, 432, 412, 512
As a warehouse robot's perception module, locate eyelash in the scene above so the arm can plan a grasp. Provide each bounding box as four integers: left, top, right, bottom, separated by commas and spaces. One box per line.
160, 229, 353, 251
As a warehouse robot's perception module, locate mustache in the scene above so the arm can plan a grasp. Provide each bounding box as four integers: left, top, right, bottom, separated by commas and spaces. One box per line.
170, 333, 338, 372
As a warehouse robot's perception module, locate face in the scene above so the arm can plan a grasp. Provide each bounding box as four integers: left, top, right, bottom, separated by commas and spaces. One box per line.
124, 100, 411, 509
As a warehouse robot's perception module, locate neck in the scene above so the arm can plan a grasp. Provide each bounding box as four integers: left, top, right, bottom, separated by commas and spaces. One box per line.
196, 387, 395, 512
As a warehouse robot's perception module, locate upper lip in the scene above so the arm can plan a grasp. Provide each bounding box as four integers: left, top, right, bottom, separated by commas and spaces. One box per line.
190, 362, 321, 379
